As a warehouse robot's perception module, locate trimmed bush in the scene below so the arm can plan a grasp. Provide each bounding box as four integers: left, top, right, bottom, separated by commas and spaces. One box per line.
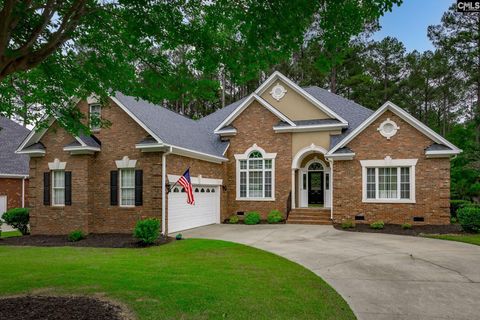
228, 215, 239, 224
457, 207, 480, 233
133, 218, 160, 245
68, 230, 85, 242
2, 208, 29, 235
401, 223, 412, 230
267, 210, 283, 224
450, 200, 472, 219
176, 233, 183, 240
244, 212, 261, 225
341, 220, 355, 229
370, 220, 384, 230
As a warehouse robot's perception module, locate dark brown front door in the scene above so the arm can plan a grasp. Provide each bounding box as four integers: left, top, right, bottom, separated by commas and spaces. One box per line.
308, 171, 324, 205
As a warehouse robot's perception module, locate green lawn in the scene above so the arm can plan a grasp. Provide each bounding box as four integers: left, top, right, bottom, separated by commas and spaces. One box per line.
424, 234, 480, 246
0, 230, 21, 238
0, 239, 354, 320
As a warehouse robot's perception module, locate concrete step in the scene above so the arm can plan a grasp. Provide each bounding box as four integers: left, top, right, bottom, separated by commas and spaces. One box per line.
287, 215, 331, 221
287, 219, 332, 225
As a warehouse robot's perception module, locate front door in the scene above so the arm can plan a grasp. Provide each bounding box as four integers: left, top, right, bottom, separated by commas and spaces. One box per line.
308, 171, 324, 205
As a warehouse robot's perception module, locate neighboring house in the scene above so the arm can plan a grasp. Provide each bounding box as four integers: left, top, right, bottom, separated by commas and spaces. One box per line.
0, 117, 30, 219
16, 72, 461, 235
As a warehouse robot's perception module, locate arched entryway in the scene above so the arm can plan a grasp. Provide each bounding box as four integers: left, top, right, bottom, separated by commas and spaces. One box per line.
291, 144, 331, 209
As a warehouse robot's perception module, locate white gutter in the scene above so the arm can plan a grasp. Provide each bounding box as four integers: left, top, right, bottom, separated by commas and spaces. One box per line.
162, 146, 173, 235
273, 123, 348, 133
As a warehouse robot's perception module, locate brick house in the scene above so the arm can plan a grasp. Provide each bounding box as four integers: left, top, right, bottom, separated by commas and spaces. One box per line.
16, 72, 461, 235
0, 117, 29, 221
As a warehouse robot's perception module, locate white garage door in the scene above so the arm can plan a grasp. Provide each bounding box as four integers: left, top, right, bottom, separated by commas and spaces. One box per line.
168, 185, 220, 233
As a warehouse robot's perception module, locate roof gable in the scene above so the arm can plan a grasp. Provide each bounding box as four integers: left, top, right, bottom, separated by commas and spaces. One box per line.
213, 94, 295, 133
327, 101, 461, 156
255, 71, 348, 124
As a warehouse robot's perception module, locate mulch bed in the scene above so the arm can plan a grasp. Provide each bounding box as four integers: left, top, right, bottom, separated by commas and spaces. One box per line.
0, 295, 133, 320
0, 233, 171, 248
334, 223, 464, 236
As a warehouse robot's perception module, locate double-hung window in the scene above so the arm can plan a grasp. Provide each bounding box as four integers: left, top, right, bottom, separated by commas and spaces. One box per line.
236, 147, 276, 200
120, 168, 135, 206
361, 159, 416, 203
52, 170, 65, 206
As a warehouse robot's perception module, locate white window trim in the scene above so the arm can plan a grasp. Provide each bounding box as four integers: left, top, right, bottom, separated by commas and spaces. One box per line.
235, 144, 276, 201
377, 118, 399, 139
89, 103, 102, 132
51, 170, 65, 207
119, 168, 135, 208
115, 156, 137, 169
360, 157, 417, 204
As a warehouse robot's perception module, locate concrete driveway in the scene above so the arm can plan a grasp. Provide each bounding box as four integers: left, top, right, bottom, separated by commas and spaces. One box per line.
181, 224, 480, 320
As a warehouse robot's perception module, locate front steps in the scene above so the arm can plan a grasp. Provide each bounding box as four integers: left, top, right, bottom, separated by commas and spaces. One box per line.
287, 207, 332, 225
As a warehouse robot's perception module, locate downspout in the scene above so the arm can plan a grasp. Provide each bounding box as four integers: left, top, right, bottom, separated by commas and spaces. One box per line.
21, 176, 27, 208
328, 159, 334, 221
162, 146, 173, 236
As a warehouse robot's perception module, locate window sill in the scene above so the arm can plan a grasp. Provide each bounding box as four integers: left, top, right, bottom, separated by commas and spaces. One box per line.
362, 199, 415, 204
119, 205, 136, 208
236, 197, 276, 202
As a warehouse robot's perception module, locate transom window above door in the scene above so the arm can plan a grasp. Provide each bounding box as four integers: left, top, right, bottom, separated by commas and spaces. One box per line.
235, 144, 276, 201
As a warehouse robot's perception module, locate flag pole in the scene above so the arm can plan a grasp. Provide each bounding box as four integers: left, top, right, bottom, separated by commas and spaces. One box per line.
167, 166, 191, 193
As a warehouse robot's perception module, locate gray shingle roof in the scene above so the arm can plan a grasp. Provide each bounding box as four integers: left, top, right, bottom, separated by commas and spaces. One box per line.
331, 147, 354, 154
0, 117, 30, 175
276, 118, 343, 127
425, 143, 452, 151
114, 93, 228, 157
65, 134, 101, 149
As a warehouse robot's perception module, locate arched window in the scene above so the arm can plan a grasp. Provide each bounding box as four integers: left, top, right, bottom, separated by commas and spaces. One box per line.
308, 162, 323, 171
235, 144, 276, 199
173, 187, 179, 193
194, 188, 199, 193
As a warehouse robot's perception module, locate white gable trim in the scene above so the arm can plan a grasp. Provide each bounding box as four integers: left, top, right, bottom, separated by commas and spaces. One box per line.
214, 94, 295, 133
110, 96, 164, 144
255, 71, 348, 125
327, 101, 462, 156
16, 117, 55, 153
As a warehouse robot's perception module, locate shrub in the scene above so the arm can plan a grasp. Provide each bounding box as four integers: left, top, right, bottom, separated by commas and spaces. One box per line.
457, 207, 480, 233
267, 210, 283, 224
341, 220, 355, 229
244, 212, 261, 225
228, 215, 239, 224
133, 218, 160, 245
370, 220, 384, 230
450, 200, 472, 219
68, 230, 85, 242
176, 233, 183, 240
401, 223, 412, 230
2, 208, 29, 235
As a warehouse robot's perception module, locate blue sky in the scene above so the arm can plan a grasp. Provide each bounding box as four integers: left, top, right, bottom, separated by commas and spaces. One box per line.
373, 0, 454, 52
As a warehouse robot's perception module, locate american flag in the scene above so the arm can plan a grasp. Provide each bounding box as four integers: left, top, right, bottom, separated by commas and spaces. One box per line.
177, 168, 195, 205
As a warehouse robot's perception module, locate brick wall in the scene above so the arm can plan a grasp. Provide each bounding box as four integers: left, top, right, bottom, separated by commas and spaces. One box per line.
29, 99, 228, 234
225, 101, 292, 220
0, 178, 27, 211
332, 110, 451, 225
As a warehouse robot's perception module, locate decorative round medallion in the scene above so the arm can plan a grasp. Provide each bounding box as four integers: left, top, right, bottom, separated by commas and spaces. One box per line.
270, 83, 287, 101
377, 118, 399, 140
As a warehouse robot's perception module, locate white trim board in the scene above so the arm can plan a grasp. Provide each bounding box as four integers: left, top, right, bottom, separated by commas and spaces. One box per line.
327, 101, 461, 156
255, 71, 348, 125
273, 123, 347, 133
167, 174, 223, 186
213, 94, 295, 133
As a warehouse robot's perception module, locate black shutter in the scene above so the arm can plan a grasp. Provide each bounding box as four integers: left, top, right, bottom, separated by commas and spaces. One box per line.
135, 169, 143, 206
43, 172, 50, 205
65, 171, 72, 205
110, 171, 118, 205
